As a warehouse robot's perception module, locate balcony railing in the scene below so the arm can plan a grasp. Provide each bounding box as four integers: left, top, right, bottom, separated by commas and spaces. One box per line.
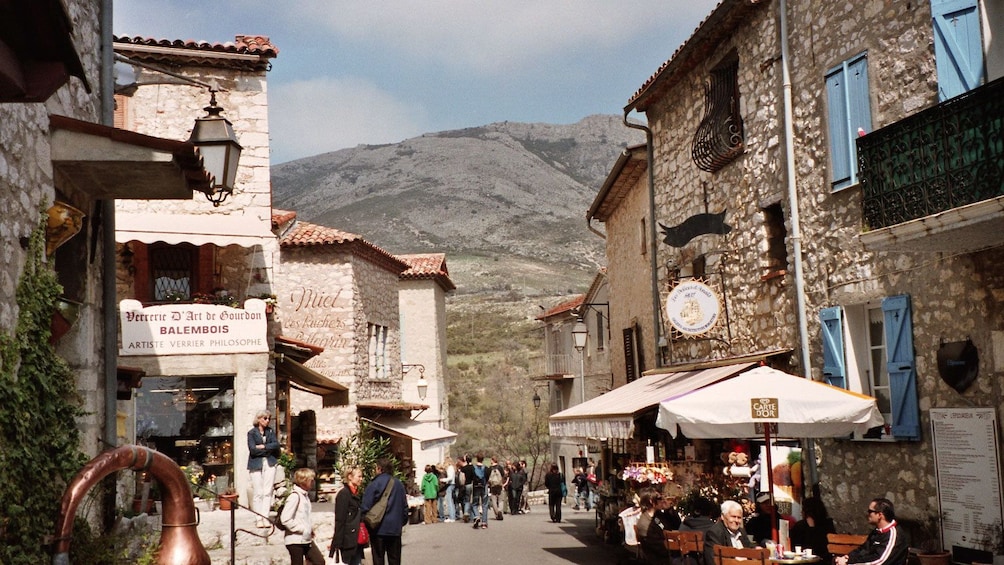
529, 353, 575, 379
858, 76, 1004, 230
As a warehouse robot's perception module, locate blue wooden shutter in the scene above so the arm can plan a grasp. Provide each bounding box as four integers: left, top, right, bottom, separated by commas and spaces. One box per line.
882, 295, 920, 440
932, 0, 985, 101
825, 66, 851, 189
826, 53, 871, 191
820, 307, 846, 388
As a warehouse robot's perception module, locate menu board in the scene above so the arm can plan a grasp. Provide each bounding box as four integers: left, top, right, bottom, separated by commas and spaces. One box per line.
930, 408, 1003, 554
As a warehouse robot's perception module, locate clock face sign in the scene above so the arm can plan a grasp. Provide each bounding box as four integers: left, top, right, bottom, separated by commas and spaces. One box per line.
665, 280, 721, 336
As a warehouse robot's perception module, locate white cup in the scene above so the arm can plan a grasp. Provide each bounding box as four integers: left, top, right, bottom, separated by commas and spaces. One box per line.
795, 547, 802, 554
804, 549, 814, 558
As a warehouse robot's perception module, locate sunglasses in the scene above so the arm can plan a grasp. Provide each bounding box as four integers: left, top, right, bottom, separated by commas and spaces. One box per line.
866, 508, 880, 515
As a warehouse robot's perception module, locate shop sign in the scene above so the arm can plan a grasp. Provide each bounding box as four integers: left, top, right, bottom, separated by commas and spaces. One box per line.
751, 397, 779, 419
119, 298, 268, 356
665, 280, 721, 335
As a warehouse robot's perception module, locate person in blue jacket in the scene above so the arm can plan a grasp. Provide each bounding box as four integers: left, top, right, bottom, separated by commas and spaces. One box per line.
360, 458, 409, 565
247, 409, 280, 528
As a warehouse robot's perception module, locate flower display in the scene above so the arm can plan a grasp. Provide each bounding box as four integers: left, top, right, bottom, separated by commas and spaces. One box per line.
676, 471, 752, 516
621, 463, 674, 485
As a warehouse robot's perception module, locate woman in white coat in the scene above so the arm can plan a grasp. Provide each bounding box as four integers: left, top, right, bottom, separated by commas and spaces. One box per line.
280, 467, 324, 565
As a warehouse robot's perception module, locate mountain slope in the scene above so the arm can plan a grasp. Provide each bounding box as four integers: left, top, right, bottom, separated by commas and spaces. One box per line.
272, 115, 644, 285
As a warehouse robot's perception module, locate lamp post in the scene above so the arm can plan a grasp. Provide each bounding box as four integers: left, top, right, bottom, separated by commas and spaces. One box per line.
572, 317, 587, 405
189, 89, 242, 206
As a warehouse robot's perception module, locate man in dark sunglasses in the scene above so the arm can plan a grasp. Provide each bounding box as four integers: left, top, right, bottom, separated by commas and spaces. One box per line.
834, 498, 908, 565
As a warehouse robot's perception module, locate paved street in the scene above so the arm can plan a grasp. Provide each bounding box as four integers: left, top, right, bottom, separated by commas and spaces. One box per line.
191, 497, 628, 564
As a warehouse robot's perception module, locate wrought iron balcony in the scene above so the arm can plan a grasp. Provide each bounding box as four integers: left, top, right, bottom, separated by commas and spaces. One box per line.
858, 76, 1004, 252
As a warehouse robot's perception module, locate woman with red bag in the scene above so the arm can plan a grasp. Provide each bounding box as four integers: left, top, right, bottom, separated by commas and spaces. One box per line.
330, 467, 365, 565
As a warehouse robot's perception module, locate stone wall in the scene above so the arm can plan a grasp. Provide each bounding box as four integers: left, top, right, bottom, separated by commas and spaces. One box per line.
1, 0, 103, 457
636, 0, 1003, 531
603, 162, 657, 386
277, 247, 403, 442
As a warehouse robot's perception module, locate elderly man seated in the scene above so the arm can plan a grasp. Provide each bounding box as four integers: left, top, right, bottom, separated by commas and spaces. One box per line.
704, 500, 756, 565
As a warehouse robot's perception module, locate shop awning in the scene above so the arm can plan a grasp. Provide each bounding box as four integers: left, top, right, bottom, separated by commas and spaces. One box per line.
49, 115, 211, 199
362, 417, 457, 450
115, 212, 276, 247
276, 356, 349, 406
548, 362, 756, 439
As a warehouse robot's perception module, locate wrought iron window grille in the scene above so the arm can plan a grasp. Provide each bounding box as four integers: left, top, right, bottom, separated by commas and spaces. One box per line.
692, 56, 744, 173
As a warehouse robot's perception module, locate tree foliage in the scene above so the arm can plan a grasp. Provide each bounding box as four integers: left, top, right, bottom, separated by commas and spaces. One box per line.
334, 421, 402, 487
0, 219, 87, 564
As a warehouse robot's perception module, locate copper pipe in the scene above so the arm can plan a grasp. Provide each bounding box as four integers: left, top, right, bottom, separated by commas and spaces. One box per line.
52, 445, 210, 565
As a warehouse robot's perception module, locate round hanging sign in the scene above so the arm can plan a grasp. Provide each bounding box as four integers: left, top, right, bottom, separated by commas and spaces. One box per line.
665, 280, 721, 336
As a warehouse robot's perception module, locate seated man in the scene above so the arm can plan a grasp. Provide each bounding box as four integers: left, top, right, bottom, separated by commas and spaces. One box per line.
704, 500, 756, 565
834, 498, 909, 565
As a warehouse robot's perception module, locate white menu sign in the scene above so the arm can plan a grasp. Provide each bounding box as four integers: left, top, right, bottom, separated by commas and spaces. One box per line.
119, 299, 268, 356
930, 408, 1004, 554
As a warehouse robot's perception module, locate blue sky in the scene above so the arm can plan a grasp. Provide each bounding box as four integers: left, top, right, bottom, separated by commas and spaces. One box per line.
114, 1, 720, 164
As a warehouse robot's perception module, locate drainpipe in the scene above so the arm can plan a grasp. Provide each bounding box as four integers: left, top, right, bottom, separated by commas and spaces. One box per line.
622, 111, 663, 369
100, 0, 118, 526
779, 0, 818, 486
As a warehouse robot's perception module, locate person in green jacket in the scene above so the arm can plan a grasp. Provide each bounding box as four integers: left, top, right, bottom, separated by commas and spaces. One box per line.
422, 465, 440, 524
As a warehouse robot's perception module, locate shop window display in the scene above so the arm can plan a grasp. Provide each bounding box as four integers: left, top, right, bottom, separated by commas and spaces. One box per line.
135, 375, 235, 496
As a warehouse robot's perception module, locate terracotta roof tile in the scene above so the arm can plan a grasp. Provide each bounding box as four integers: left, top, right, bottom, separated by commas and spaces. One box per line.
113, 34, 279, 57
537, 295, 585, 320
279, 217, 409, 275
271, 208, 297, 231
113, 34, 278, 72
397, 253, 457, 291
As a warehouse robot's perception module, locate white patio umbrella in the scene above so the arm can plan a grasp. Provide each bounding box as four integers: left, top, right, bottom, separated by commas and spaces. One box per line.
655, 365, 884, 540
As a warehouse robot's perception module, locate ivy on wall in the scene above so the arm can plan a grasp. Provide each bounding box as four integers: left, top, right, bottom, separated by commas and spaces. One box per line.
0, 218, 87, 565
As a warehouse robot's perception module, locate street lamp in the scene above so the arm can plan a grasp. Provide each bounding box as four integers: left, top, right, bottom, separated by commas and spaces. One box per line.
189, 89, 242, 207
532, 391, 541, 409
416, 374, 428, 401
403, 364, 428, 400
571, 317, 587, 404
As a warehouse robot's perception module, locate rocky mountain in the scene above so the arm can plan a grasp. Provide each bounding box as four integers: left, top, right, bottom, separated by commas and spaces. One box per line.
272, 115, 644, 299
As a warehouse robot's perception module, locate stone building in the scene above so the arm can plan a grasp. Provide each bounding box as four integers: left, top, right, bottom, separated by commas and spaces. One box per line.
110, 35, 279, 503
397, 253, 458, 474
590, 0, 1002, 546
535, 269, 613, 476
274, 213, 456, 489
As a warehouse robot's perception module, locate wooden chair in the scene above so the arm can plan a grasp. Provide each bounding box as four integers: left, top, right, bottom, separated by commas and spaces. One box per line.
665, 530, 683, 553
827, 533, 868, 557
679, 531, 705, 556
714, 546, 770, 565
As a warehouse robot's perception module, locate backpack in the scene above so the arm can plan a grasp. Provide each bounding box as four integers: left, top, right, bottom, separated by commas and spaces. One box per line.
273, 492, 300, 532
488, 466, 503, 488
473, 464, 486, 487
362, 477, 395, 529
456, 467, 467, 487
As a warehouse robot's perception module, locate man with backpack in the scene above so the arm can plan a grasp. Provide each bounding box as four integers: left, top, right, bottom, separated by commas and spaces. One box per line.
469, 453, 490, 529
487, 456, 507, 520
360, 458, 408, 565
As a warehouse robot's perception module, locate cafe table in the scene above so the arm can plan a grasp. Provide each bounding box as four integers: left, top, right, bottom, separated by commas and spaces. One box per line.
769, 555, 822, 564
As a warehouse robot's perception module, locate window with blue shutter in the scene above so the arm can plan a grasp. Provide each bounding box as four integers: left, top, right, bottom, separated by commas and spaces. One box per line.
882, 295, 920, 440
820, 307, 846, 388
932, 0, 985, 101
825, 53, 872, 191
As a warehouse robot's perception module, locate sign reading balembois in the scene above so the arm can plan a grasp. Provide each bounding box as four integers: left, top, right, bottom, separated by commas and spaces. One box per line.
119, 299, 268, 356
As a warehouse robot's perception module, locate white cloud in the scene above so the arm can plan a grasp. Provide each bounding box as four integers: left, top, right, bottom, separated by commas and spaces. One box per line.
299, 0, 717, 74
268, 77, 430, 163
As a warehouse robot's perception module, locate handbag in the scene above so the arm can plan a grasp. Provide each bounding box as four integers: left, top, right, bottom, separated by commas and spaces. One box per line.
362, 478, 395, 528
357, 522, 369, 546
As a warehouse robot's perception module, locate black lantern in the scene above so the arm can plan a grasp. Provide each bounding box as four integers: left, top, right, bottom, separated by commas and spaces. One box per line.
532, 391, 541, 409
189, 90, 242, 206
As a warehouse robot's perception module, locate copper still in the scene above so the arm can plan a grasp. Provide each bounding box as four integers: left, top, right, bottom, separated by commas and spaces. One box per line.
52, 445, 210, 565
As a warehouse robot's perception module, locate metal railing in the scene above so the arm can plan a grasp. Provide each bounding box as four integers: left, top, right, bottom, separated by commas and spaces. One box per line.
858, 76, 1004, 230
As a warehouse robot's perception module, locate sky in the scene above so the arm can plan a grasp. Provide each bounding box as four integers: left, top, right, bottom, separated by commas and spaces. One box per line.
114, 1, 720, 164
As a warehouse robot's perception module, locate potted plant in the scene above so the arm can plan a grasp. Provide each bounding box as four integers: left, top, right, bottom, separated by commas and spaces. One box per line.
218, 486, 239, 511
978, 520, 1004, 565
910, 513, 951, 565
